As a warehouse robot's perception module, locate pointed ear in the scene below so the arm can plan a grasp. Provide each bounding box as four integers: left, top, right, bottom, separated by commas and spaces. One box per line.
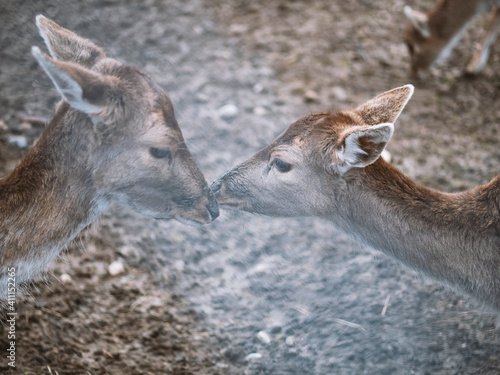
404, 6, 431, 37
36, 15, 105, 67
337, 123, 394, 172
355, 84, 414, 125
32, 46, 114, 118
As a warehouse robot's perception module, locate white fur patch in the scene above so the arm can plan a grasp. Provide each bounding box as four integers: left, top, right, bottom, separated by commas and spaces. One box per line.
32, 47, 102, 115
336, 123, 394, 174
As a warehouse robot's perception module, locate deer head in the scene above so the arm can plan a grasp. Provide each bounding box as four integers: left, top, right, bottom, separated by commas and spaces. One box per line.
32, 15, 218, 225
211, 85, 414, 218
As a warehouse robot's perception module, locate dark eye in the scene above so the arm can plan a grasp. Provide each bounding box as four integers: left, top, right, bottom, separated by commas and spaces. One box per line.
273, 158, 292, 173
149, 147, 172, 160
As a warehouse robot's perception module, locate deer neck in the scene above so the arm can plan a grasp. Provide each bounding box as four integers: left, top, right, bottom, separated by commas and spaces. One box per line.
0, 103, 108, 294
429, 0, 481, 39
427, 0, 483, 64
330, 159, 500, 307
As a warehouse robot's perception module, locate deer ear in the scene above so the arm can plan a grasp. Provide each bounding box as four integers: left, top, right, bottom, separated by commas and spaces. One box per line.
404, 6, 431, 37
32, 46, 113, 118
355, 84, 414, 126
36, 15, 105, 67
337, 123, 394, 172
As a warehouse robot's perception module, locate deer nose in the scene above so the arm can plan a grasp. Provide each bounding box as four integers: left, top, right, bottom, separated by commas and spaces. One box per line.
206, 195, 219, 220
210, 178, 222, 194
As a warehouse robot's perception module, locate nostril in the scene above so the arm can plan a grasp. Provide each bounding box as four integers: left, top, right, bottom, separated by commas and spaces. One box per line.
207, 200, 219, 220
210, 179, 222, 194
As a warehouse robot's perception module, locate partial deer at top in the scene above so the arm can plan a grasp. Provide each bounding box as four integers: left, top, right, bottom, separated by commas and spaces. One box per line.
0, 16, 219, 299
404, 0, 500, 77
212, 85, 500, 312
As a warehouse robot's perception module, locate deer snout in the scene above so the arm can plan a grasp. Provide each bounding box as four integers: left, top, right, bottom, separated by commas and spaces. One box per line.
210, 177, 223, 195
206, 189, 220, 220
210, 169, 249, 208
209, 170, 238, 198
170, 186, 219, 225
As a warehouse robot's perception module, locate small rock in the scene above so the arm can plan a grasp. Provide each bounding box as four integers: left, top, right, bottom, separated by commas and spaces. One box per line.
253, 83, 265, 93
217, 104, 239, 119
8, 135, 27, 148
217, 104, 239, 118
251, 263, 269, 274
118, 245, 138, 257
108, 260, 125, 276
174, 260, 185, 271
244, 353, 262, 361
256, 330, 272, 344
229, 23, 248, 34
331, 86, 347, 101
192, 26, 203, 35
0, 120, 7, 130
253, 106, 267, 116
195, 92, 210, 103
60, 273, 72, 284
304, 89, 319, 102
285, 336, 295, 346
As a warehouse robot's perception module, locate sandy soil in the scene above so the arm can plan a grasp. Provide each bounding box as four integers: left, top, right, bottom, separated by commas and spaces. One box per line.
1, 0, 500, 374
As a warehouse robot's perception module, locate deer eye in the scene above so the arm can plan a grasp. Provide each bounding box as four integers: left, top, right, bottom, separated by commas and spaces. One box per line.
273, 158, 292, 173
149, 147, 172, 160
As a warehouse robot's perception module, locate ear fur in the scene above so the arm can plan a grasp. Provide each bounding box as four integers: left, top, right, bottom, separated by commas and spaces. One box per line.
404, 6, 431, 38
355, 84, 414, 126
36, 15, 105, 67
32, 46, 111, 117
336, 123, 394, 173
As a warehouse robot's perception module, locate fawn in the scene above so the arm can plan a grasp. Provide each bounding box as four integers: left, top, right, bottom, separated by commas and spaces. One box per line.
212, 85, 500, 311
404, 0, 500, 77
0, 16, 219, 299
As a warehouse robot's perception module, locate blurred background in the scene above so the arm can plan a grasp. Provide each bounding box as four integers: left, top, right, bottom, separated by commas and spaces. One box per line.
1, 0, 500, 374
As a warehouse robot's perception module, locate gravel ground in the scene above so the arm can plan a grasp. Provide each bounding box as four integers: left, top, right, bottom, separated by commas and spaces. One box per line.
1, 0, 500, 374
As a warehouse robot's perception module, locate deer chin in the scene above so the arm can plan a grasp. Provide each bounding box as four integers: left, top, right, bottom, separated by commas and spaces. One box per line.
170, 205, 219, 226
152, 213, 205, 227
212, 193, 247, 210
210, 176, 250, 211
174, 216, 205, 227
173, 211, 215, 226
218, 199, 256, 215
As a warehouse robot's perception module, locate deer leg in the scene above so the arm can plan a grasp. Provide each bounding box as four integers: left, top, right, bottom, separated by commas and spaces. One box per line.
466, 6, 500, 74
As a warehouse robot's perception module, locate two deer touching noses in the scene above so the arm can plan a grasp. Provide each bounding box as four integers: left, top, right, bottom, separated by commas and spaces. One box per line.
1, 12, 499, 315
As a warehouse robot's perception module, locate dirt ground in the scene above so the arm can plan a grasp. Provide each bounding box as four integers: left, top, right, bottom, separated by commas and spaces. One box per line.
1, 0, 500, 374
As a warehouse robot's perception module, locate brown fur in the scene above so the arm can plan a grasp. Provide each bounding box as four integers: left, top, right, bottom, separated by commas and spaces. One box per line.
214, 85, 500, 311
0, 16, 218, 299
404, 0, 500, 77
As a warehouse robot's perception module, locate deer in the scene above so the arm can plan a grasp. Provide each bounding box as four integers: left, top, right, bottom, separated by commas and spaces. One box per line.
404, 0, 500, 77
212, 84, 500, 312
0, 16, 219, 300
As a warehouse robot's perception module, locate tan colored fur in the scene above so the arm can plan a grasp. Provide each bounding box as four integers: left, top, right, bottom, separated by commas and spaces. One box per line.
404, 0, 500, 77
0, 16, 219, 299
213, 85, 500, 311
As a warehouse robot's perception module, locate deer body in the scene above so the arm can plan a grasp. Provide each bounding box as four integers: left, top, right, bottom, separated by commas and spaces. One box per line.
327, 160, 500, 309
213, 85, 500, 311
0, 16, 219, 299
404, 0, 500, 77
